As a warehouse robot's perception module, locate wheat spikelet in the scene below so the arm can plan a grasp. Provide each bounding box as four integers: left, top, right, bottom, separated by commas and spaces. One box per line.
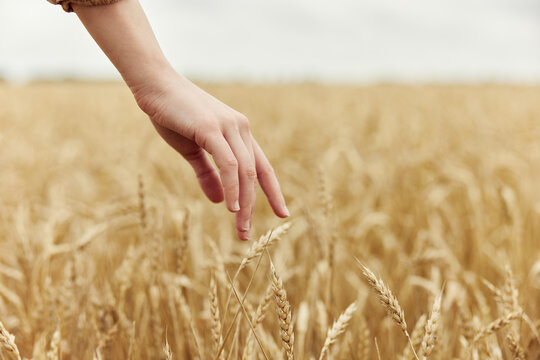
318, 301, 357, 360
46, 328, 61, 360
237, 223, 291, 275
295, 301, 309, 360
176, 210, 190, 275
173, 286, 202, 359
116, 246, 137, 289
503, 266, 519, 313
360, 264, 408, 334
271, 262, 295, 360
358, 317, 371, 360
0, 321, 21, 360
318, 166, 333, 219
149, 284, 163, 358
420, 294, 441, 359
221, 222, 291, 330
506, 332, 525, 360
472, 311, 521, 344
360, 263, 419, 360
95, 323, 118, 360
163, 336, 172, 360
209, 275, 224, 360
315, 300, 329, 343
137, 174, 148, 233
403, 314, 427, 360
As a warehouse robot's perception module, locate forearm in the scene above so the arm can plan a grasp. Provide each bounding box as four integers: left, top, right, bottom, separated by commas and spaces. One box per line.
73, 0, 175, 92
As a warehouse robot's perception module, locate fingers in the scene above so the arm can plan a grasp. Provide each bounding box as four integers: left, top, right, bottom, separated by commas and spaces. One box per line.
252, 136, 289, 218
151, 120, 224, 203
201, 132, 241, 213
224, 125, 257, 241
196, 115, 288, 241
182, 148, 224, 203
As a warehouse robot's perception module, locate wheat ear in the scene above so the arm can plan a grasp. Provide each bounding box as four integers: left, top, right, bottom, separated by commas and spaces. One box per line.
506, 332, 525, 360
176, 210, 190, 274
358, 317, 371, 360
318, 301, 357, 360
420, 293, 441, 359
0, 321, 21, 360
472, 311, 521, 343
360, 263, 419, 360
209, 275, 224, 360
137, 174, 147, 233
238, 223, 291, 276
47, 328, 61, 360
222, 223, 291, 327
270, 261, 295, 360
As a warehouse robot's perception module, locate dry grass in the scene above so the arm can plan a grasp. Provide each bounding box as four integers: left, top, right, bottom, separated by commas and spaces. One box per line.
1, 82, 540, 359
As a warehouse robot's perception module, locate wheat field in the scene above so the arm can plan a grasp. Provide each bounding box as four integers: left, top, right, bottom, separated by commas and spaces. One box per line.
1, 82, 540, 359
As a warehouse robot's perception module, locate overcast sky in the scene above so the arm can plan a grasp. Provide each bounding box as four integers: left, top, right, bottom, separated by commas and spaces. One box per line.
0, 0, 539, 83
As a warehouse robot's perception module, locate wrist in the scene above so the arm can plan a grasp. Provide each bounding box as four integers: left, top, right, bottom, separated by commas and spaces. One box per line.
129, 66, 187, 117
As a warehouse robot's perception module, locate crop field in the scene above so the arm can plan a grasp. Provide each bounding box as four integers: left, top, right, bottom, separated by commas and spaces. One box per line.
1, 82, 540, 359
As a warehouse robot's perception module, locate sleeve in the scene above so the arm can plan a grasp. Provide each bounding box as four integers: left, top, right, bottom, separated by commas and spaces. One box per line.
47, 0, 121, 12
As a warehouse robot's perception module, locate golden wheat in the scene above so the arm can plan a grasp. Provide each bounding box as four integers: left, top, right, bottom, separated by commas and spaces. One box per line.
0, 83, 540, 359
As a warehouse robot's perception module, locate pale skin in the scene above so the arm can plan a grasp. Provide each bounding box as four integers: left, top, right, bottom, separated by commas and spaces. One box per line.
73, 0, 289, 240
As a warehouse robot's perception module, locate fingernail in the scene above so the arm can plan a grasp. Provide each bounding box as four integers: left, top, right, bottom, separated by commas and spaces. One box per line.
232, 200, 240, 212
283, 206, 290, 217
243, 220, 250, 231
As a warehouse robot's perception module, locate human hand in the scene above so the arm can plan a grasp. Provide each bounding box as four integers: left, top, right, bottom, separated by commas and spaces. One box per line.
72, 0, 287, 239
132, 71, 289, 240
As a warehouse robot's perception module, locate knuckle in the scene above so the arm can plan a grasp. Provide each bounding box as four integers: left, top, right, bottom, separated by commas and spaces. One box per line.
223, 182, 238, 193
259, 164, 275, 177
183, 148, 204, 162
222, 157, 238, 170
194, 125, 218, 148
244, 166, 258, 180
196, 167, 215, 180
236, 114, 250, 131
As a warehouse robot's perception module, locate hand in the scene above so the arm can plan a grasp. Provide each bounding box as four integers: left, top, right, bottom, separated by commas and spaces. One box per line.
72, 0, 288, 239
132, 71, 289, 240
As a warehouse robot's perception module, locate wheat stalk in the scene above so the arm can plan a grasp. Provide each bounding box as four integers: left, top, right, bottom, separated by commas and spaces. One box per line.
318, 301, 357, 360
403, 314, 427, 360
242, 285, 273, 360
225, 271, 269, 360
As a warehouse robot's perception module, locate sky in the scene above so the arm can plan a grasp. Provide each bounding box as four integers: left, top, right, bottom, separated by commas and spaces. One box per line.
0, 0, 539, 83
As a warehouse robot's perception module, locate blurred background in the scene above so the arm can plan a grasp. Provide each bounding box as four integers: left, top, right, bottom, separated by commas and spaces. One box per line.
0, 0, 539, 83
